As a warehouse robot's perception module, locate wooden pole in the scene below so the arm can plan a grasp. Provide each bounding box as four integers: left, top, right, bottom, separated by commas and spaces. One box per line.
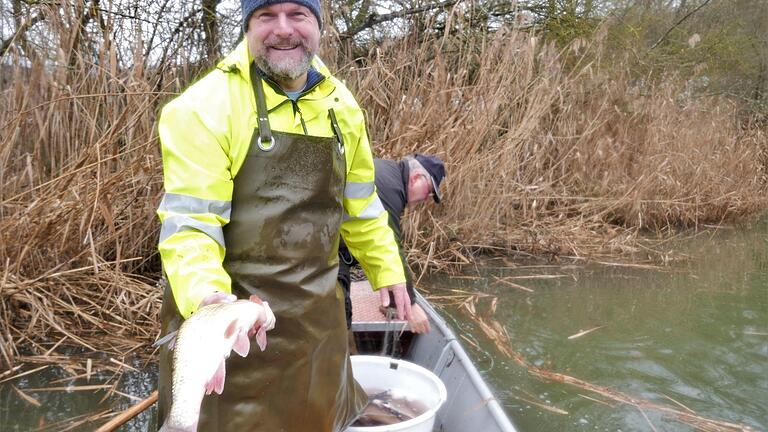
94, 390, 158, 432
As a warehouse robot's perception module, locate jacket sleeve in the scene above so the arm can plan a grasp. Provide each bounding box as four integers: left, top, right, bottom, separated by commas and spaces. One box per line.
156, 93, 234, 319
339, 115, 406, 289
391, 220, 417, 305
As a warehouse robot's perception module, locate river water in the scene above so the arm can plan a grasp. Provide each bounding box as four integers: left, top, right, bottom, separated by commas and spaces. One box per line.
427, 220, 767, 431
1, 221, 766, 431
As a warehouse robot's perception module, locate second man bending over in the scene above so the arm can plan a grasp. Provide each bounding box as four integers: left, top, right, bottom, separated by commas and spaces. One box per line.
338, 154, 446, 334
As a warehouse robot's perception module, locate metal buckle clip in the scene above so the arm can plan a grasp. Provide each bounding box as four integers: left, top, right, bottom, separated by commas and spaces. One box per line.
257, 136, 276, 152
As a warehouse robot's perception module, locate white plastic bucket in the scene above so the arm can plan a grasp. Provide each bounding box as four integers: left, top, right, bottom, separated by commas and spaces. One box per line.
345, 355, 447, 432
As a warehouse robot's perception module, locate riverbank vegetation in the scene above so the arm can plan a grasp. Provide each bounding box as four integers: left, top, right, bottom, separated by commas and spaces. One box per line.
0, 0, 766, 427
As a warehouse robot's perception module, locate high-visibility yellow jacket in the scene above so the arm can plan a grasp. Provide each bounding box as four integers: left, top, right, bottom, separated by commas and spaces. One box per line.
157, 40, 405, 318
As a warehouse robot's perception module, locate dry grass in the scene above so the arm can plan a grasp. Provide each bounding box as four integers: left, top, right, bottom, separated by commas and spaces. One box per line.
329, 30, 768, 271
1, 40, 167, 367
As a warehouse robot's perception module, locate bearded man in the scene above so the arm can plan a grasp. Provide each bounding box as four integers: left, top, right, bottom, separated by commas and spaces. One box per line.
155, 1, 410, 430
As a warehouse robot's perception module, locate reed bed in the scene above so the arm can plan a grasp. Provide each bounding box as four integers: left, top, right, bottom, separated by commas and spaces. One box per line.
332, 30, 768, 271
1, 39, 167, 367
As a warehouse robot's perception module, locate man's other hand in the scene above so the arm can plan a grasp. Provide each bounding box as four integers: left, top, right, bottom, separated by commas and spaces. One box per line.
379, 283, 412, 321
408, 304, 431, 334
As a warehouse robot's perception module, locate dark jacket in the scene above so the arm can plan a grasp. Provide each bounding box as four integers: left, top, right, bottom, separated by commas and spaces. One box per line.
338, 159, 416, 327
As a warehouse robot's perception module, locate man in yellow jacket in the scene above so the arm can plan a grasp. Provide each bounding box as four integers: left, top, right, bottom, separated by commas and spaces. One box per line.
156, 0, 410, 430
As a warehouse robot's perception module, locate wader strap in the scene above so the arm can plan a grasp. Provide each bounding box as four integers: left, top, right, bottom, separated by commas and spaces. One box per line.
250, 63, 275, 151
328, 108, 345, 155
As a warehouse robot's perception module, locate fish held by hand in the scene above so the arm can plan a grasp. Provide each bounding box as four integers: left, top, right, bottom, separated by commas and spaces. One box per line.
159, 295, 276, 432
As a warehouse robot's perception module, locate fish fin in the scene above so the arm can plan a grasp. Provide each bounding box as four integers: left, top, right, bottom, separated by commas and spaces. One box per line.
232, 330, 250, 357
152, 331, 177, 350
249, 294, 264, 304
224, 319, 238, 339
205, 359, 226, 395
255, 326, 268, 351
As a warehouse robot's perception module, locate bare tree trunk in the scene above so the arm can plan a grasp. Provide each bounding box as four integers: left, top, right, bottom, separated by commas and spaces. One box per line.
62, 0, 96, 70
202, 0, 221, 62
1, 1, 44, 59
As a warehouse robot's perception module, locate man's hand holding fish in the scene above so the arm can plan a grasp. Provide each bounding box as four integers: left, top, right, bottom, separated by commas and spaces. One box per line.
157, 294, 276, 432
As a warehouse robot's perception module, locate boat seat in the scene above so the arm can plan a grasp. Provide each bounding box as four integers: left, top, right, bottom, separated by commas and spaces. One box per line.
350, 281, 410, 332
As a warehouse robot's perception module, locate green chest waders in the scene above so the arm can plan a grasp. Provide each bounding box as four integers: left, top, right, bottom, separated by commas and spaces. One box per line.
158, 66, 367, 431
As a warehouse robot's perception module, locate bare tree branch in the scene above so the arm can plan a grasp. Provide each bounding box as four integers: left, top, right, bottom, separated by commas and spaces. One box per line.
67, 0, 96, 68
650, 0, 712, 50
202, 0, 222, 61
1, 11, 45, 58
341, 0, 462, 39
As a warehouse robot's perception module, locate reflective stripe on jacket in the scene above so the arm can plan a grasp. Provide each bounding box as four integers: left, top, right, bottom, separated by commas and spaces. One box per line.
157, 39, 405, 318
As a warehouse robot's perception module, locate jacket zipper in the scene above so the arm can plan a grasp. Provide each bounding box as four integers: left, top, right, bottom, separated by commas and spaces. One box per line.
291, 76, 326, 135
293, 101, 309, 135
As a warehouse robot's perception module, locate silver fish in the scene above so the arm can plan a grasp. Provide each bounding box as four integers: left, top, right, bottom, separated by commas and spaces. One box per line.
158, 295, 276, 432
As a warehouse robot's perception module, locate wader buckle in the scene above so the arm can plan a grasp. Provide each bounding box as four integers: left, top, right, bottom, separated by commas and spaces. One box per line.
257, 135, 276, 151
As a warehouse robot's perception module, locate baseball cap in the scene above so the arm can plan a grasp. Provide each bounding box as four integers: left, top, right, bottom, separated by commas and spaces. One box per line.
414, 154, 446, 203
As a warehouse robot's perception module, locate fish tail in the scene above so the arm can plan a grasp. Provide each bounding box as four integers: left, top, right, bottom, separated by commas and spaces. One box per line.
153, 330, 178, 350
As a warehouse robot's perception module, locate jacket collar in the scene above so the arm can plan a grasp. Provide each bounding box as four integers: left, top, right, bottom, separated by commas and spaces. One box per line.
252, 65, 325, 97
216, 38, 252, 76
217, 39, 331, 110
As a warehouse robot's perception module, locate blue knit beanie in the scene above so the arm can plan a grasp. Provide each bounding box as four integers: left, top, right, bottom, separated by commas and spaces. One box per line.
242, 0, 322, 30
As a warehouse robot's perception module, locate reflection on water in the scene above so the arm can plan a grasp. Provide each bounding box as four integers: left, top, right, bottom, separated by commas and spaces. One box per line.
2, 221, 767, 431
428, 220, 768, 431
0, 358, 157, 431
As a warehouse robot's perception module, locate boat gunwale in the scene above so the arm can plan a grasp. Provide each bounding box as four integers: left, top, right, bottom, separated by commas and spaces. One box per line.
413, 293, 518, 432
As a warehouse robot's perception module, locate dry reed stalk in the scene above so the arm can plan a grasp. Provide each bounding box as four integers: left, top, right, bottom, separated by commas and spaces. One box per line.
492, 276, 534, 292
0, 365, 48, 385
12, 384, 41, 407
567, 325, 605, 340
511, 394, 569, 415
94, 390, 159, 432
32, 409, 114, 432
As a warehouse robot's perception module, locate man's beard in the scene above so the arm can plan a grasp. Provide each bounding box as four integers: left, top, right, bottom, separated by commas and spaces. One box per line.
254, 37, 314, 83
